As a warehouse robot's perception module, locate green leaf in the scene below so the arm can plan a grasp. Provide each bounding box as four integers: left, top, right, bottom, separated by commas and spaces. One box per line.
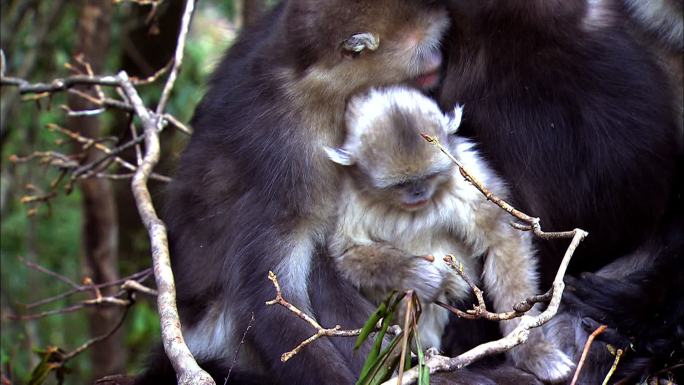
415, 335, 430, 385
357, 308, 395, 382
356, 292, 418, 385
357, 291, 402, 380
28, 347, 65, 385
420, 365, 430, 385
368, 347, 402, 385
412, 298, 429, 385
355, 301, 387, 350
359, 332, 403, 385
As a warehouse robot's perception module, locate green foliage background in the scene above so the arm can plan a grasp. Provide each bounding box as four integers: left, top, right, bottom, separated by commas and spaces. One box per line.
0, 1, 244, 383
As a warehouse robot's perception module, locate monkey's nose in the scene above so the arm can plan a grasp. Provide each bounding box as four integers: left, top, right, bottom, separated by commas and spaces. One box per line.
409, 184, 428, 198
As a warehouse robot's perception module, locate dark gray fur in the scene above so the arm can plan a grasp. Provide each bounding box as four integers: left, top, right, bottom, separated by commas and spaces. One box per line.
438, 0, 683, 382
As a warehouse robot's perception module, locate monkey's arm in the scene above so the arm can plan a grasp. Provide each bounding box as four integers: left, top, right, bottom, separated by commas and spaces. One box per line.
480, 219, 574, 382
334, 242, 446, 302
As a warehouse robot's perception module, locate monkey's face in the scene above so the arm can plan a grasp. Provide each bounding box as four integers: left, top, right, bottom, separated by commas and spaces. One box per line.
326, 129, 455, 212
327, 86, 464, 211
370, 167, 453, 211
284, 0, 450, 96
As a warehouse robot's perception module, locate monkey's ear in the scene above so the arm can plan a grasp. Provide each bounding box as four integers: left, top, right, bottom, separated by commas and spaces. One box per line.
323, 147, 355, 166
445, 104, 464, 135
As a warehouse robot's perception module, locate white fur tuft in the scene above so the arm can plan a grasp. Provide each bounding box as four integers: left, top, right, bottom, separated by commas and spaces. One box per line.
323, 146, 355, 166
446, 104, 464, 134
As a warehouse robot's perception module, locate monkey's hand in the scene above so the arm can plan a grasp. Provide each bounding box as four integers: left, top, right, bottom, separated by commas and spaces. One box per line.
508, 326, 575, 383
402, 255, 449, 303
334, 244, 448, 303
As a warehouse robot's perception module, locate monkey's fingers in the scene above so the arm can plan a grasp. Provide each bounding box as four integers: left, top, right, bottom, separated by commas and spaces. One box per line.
419, 254, 435, 262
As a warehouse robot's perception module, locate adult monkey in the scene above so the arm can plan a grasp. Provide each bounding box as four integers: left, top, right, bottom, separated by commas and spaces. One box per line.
438, 0, 683, 383
135, 0, 494, 384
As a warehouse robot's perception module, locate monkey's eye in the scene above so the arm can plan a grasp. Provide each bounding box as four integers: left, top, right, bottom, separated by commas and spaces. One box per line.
341, 32, 380, 59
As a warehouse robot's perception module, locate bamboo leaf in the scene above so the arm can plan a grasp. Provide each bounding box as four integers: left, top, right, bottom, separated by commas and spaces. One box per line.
355, 301, 387, 350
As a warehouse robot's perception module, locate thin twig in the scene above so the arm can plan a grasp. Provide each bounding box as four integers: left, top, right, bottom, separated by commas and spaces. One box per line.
225, 313, 255, 385
22, 268, 152, 309
570, 324, 608, 385
10, 273, 156, 321
602, 348, 623, 385
19, 257, 80, 289
113, 0, 161, 5
156, 0, 195, 115
122, 280, 158, 296
1, 73, 121, 94
132, 60, 173, 85
436, 256, 554, 322
62, 305, 131, 361
382, 229, 588, 385
422, 134, 575, 239
266, 271, 363, 362
163, 113, 193, 135
130, 121, 143, 166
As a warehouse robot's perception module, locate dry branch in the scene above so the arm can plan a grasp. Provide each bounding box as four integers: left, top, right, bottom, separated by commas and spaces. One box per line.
602, 348, 623, 385
382, 229, 587, 385
156, 0, 195, 115
570, 324, 607, 385
1, 0, 206, 383
6, 267, 152, 372
436, 256, 554, 322
117, 69, 212, 385
370, 135, 590, 385
266, 271, 364, 362
422, 134, 576, 239
0, 49, 190, 135
23, 268, 152, 310
9, 260, 154, 321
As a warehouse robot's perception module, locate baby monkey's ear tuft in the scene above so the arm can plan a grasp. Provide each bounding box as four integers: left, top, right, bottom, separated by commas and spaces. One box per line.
323, 146, 355, 166
445, 104, 464, 135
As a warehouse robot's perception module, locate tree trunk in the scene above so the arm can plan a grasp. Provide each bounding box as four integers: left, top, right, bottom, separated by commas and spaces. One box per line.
67, 0, 123, 381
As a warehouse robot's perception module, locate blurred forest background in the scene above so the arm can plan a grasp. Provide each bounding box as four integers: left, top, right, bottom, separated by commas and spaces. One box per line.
0, 1, 269, 384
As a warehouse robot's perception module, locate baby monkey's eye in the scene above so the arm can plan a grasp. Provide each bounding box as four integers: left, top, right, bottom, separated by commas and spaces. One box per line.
341, 32, 380, 59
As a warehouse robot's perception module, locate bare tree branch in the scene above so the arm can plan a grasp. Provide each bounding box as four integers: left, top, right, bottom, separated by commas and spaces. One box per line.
602, 348, 623, 385
225, 312, 255, 383
266, 271, 364, 362
422, 134, 576, 239
570, 324, 607, 385
18, 256, 80, 289
1, 0, 204, 382
156, 0, 195, 115
381, 229, 588, 385
8, 262, 154, 321
22, 268, 153, 310
435, 256, 555, 322
119, 67, 212, 385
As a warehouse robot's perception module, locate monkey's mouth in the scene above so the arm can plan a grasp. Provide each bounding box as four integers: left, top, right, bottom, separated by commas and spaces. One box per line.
411, 49, 443, 90
402, 199, 430, 210
412, 70, 441, 90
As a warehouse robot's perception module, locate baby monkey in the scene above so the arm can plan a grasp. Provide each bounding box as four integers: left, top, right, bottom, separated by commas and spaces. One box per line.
325, 86, 574, 383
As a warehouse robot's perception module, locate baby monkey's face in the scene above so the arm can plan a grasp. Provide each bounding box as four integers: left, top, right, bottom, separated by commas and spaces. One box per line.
326, 86, 464, 211
362, 160, 453, 211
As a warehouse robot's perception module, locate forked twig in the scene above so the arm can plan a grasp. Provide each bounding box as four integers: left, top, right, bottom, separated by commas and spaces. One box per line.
266, 271, 363, 362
